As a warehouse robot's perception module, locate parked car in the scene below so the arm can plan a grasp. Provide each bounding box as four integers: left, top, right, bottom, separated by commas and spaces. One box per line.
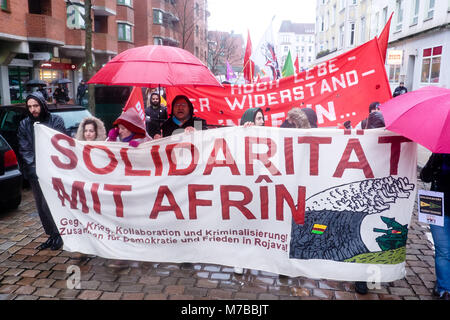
0, 104, 93, 182
0, 103, 93, 161
0, 133, 22, 211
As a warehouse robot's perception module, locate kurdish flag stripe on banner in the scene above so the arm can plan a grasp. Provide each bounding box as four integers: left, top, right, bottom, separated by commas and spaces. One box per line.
312, 224, 327, 235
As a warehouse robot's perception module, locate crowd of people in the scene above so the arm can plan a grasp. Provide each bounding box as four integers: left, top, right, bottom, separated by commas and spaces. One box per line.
15, 86, 449, 300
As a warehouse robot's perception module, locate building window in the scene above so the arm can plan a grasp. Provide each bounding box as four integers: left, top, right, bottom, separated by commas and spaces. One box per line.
360, 17, 366, 43
421, 46, 442, 83
8, 67, 32, 104
1, 0, 8, 11
66, 3, 85, 29
389, 65, 401, 83
339, 24, 345, 49
395, 0, 404, 32
117, 0, 132, 7
118, 23, 132, 42
153, 9, 163, 24
411, 0, 419, 25
425, 0, 435, 20
349, 22, 355, 46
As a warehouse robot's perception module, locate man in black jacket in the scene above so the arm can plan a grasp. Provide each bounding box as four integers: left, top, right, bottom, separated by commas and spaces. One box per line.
393, 81, 408, 97
161, 95, 207, 137
145, 92, 168, 138
18, 92, 66, 251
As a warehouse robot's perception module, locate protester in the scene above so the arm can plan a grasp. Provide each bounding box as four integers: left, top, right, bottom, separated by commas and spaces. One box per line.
420, 153, 450, 300
107, 108, 152, 146
358, 101, 381, 129
145, 91, 168, 138
365, 111, 385, 129
393, 81, 408, 97
18, 92, 66, 251
240, 107, 265, 127
161, 95, 207, 137
301, 107, 318, 128
75, 116, 107, 141
53, 83, 70, 104
105, 109, 151, 268
76, 80, 88, 105
37, 84, 49, 101
280, 107, 311, 129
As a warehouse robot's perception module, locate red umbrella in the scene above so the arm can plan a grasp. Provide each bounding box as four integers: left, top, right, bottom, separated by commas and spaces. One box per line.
379, 86, 450, 154
88, 45, 221, 87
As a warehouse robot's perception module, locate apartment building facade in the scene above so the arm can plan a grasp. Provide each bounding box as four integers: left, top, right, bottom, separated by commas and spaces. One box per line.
371, 0, 450, 91
0, 0, 209, 105
277, 21, 315, 71
315, 0, 450, 91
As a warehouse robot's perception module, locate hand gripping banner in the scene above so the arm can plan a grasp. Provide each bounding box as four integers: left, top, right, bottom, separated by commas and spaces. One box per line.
166, 38, 391, 128
36, 124, 417, 282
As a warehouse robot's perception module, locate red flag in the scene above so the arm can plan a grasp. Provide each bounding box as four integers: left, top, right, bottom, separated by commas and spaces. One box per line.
123, 86, 145, 124
243, 30, 255, 84
377, 12, 393, 63
294, 54, 300, 74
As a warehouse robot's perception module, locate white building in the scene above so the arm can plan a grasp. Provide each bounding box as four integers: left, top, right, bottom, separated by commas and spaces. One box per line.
370, 0, 450, 91
315, 0, 450, 91
277, 21, 315, 70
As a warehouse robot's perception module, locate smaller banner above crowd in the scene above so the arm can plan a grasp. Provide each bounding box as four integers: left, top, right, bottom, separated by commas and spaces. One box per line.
167, 38, 391, 128
36, 124, 417, 282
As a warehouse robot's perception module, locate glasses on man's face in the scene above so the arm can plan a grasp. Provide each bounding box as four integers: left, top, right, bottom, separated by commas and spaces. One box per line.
174, 103, 188, 108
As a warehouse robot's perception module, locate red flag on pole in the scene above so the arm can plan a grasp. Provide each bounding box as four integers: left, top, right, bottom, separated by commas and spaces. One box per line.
294, 54, 300, 74
377, 12, 393, 64
243, 30, 255, 84
123, 86, 145, 124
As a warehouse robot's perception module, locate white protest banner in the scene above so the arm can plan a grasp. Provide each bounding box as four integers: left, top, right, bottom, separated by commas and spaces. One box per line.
35, 124, 417, 282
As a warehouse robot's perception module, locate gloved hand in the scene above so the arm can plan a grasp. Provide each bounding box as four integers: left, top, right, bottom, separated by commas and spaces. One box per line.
107, 128, 119, 141
129, 140, 140, 148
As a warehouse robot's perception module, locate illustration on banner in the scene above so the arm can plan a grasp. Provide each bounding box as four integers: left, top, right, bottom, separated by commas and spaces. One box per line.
289, 176, 415, 264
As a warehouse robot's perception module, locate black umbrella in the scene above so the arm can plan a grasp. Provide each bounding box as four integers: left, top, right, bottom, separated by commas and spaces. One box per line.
51, 78, 72, 85
26, 79, 47, 86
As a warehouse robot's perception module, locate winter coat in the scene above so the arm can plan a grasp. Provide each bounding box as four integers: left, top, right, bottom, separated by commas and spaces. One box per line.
108, 108, 152, 143
393, 86, 408, 97
75, 116, 107, 141
240, 107, 264, 126
145, 94, 168, 137
18, 92, 66, 179
420, 153, 450, 217
365, 111, 385, 129
161, 95, 207, 137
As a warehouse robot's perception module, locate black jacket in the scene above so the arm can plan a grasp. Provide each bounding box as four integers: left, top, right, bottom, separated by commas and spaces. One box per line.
145, 105, 168, 137
420, 153, 450, 217
161, 95, 207, 137
18, 92, 66, 179
161, 116, 207, 137
393, 86, 407, 97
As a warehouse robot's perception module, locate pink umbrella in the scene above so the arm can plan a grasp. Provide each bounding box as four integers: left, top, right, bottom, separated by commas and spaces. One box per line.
379, 86, 450, 154
88, 45, 222, 87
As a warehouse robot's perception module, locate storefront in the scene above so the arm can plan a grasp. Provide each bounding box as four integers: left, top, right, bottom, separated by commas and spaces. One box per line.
7, 57, 33, 104
38, 59, 77, 102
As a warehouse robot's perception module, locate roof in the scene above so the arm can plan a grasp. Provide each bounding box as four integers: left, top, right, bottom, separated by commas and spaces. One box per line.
279, 21, 315, 34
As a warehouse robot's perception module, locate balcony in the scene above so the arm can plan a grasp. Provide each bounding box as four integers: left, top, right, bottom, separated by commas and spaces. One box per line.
26, 13, 65, 45
94, 33, 117, 54
92, 0, 116, 16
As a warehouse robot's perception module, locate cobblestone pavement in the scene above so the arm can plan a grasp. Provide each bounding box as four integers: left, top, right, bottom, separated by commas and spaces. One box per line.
0, 177, 440, 301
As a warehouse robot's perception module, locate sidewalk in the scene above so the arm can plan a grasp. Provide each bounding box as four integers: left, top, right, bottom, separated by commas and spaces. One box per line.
0, 177, 438, 301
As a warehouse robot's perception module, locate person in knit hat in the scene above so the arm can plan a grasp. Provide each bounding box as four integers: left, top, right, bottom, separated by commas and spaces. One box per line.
107, 108, 152, 146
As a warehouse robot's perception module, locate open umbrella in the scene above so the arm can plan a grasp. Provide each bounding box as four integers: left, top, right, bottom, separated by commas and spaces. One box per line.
26, 79, 47, 86
51, 78, 72, 85
379, 86, 450, 154
87, 45, 222, 88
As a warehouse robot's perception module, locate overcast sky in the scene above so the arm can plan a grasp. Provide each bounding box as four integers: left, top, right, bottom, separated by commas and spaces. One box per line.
207, 0, 317, 43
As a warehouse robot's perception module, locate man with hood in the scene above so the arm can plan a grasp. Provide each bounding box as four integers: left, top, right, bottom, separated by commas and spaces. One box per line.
161, 95, 207, 137
18, 92, 66, 251
145, 92, 168, 138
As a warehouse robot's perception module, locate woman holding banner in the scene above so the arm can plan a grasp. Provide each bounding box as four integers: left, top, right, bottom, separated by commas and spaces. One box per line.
107, 108, 152, 146
75, 117, 107, 142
